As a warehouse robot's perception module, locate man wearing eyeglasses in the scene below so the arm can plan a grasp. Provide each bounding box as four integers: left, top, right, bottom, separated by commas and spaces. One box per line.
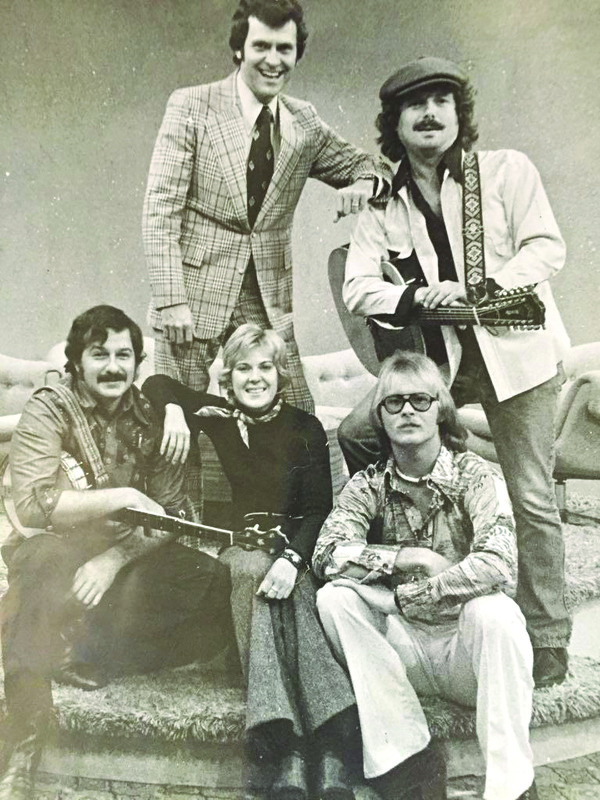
313, 352, 537, 800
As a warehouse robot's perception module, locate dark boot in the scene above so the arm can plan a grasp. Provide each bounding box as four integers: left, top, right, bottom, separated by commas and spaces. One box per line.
517, 781, 538, 800
0, 711, 49, 800
368, 742, 447, 800
270, 751, 308, 800
533, 648, 568, 689
316, 751, 354, 800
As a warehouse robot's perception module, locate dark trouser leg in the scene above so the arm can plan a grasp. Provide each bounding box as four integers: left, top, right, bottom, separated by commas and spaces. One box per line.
1, 534, 106, 684
0, 535, 100, 799
337, 388, 380, 476
87, 542, 235, 675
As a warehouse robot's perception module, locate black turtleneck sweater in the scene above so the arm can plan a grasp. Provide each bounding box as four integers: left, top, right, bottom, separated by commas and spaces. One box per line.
142, 375, 332, 563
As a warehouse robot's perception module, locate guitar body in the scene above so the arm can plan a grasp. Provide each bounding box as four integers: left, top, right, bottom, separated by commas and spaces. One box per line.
328, 245, 545, 372
368, 255, 428, 359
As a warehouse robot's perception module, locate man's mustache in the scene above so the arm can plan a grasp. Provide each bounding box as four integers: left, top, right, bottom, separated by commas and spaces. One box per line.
413, 119, 445, 131
98, 373, 127, 383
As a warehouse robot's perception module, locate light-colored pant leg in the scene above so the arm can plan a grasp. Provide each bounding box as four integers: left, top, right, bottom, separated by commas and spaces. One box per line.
395, 594, 534, 800
483, 375, 570, 647
316, 583, 431, 779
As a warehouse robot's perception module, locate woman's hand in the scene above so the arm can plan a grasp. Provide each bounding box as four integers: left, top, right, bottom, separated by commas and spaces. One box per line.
257, 558, 299, 600
160, 403, 191, 465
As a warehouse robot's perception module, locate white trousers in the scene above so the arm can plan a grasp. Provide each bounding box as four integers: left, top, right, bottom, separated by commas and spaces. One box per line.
316, 586, 535, 800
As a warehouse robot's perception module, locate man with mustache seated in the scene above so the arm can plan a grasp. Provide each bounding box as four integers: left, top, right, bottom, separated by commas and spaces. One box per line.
0, 305, 233, 800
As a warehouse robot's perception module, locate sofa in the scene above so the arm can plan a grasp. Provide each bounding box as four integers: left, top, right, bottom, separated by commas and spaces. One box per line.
3, 339, 599, 513
0, 353, 61, 458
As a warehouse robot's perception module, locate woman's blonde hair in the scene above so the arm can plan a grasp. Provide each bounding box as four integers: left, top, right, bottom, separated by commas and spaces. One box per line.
369, 351, 468, 454
219, 323, 290, 401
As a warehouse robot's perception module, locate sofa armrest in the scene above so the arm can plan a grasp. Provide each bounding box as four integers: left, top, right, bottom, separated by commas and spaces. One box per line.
556, 370, 600, 433
555, 373, 600, 480
0, 414, 21, 442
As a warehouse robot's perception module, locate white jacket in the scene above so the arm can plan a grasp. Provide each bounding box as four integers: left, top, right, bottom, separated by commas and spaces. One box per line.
344, 149, 570, 402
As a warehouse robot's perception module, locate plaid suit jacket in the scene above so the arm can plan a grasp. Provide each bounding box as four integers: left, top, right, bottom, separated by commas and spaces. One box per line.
143, 72, 381, 340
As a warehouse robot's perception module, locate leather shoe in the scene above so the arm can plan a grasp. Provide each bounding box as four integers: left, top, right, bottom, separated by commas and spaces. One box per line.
53, 661, 107, 691
316, 751, 354, 800
517, 780, 538, 799
533, 648, 568, 689
0, 712, 48, 800
270, 751, 308, 800
369, 742, 446, 800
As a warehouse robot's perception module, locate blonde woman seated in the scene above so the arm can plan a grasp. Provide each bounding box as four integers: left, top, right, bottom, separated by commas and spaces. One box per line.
143, 324, 359, 800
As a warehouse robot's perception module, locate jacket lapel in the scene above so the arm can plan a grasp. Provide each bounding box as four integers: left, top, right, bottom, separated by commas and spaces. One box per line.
205, 73, 249, 227
256, 98, 304, 225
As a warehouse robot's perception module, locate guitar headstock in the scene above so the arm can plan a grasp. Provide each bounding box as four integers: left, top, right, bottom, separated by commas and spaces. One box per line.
239, 512, 295, 555
238, 524, 290, 555
477, 285, 546, 329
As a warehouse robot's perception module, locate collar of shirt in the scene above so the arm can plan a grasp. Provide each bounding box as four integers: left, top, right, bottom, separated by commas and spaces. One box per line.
391, 141, 463, 196
71, 376, 152, 427
384, 445, 460, 502
236, 71, 279, 137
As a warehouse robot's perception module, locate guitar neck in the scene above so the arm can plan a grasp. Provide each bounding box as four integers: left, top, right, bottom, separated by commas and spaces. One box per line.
113, 507, 292, 555
114, 507, 235, 546
416, 307, 493, 326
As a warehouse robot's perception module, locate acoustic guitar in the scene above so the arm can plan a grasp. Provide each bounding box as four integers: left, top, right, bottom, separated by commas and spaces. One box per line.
1, 452, 294, 556
328, 245, 546, 373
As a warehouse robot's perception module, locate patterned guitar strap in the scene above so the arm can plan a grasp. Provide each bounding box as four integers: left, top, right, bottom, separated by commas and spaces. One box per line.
462, 151, 488, 304
34, 381, 110, 488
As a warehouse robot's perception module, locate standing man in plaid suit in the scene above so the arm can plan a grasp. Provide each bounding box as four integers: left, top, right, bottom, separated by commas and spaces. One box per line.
142, 0, 384, 413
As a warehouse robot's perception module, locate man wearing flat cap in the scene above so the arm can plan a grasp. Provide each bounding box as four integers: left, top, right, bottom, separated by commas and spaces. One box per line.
337, 57, 571, 697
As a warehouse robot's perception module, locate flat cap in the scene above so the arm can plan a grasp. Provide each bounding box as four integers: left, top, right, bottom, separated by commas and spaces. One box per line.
379, 57, 467, 102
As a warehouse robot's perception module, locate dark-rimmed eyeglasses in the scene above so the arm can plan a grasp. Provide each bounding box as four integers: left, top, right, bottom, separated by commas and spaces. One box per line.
379, 393, 437, 414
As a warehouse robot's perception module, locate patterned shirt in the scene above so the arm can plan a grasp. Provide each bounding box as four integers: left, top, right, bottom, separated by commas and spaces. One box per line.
312, 446, 517, 623
9, 376, 186, 534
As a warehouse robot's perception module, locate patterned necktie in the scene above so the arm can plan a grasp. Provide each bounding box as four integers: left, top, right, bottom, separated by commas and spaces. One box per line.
247, 105, 274, 227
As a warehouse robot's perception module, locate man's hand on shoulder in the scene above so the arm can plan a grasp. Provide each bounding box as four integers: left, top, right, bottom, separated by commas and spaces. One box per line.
334, 178, 374, 222
161, 303, 195, 346
394, 546, 453, 578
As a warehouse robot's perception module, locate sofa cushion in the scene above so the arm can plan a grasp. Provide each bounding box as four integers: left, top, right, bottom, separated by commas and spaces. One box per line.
0, 353, 60, 418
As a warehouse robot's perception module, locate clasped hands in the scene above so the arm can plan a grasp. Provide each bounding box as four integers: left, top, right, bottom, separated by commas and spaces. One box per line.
332, 547, 452, 616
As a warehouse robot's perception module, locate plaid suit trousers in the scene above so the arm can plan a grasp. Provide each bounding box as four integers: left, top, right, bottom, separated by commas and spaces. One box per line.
153, 259, 314, 414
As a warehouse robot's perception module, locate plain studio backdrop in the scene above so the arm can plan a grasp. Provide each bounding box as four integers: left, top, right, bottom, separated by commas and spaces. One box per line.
1, 0, 599, 359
